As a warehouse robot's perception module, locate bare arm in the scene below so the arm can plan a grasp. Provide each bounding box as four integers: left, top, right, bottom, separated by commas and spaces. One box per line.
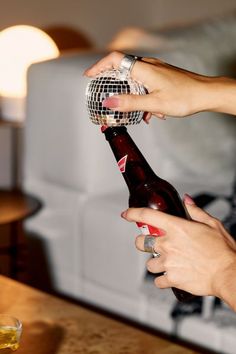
210, 76, 236, 116
84, 51, 236, 121
85, 52, 236, 310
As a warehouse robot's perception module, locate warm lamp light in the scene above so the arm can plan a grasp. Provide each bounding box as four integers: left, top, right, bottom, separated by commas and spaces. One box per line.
0, 25, 59, 121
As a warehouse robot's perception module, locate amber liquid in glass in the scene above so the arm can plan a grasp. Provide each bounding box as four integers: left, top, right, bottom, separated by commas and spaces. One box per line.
0, 327, 19, 351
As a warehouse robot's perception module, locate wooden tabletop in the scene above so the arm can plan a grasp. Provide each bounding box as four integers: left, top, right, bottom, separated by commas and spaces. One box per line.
0, 118, 23, 129
0, 189, 42, 224
0, 276, 204, 354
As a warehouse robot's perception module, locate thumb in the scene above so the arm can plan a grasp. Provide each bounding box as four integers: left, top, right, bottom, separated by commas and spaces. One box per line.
184, 194, 212, 225
102, 93, 161, 113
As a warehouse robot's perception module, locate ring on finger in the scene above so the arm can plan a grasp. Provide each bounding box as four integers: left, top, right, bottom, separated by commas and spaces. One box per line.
119, 54, 140, 74
144, 235, 160, 257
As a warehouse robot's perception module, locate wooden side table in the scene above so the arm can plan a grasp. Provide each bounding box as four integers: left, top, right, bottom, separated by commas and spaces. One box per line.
0, 275, 204, 354
0, 117, 23, 188
0, 189, 42, 279
0, 117, 42, 278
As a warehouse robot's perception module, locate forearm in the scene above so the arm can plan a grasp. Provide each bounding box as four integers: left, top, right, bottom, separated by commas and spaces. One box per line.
204, 76, 236, 116
216, 260, 236, 311
85, 52, 236, 118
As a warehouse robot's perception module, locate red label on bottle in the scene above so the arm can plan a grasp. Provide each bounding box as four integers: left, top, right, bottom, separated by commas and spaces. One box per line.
118, 155, 128, 173
137, 222, 162, 236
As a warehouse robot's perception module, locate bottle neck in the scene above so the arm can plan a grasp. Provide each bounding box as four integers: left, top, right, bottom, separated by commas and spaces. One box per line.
103, 126, 157, 191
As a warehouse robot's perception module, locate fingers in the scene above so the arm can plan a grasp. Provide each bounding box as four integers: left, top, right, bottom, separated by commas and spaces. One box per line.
84, 51, 168, 121
147, 257, 171, 289
135, 235, 170, 288
102, 93, 166, 121
102, 92, 160, 112
184, 193, 212, 223
143, 112, 152, 124
84, 51, 161, 78
143, 112, 165, 123
122, 198, 220, 232
154, 113, 166, 119
84, 51, 158, 89
136, 234, 159, 252
121, 207, 180, 232
154, 275, 171, 289
223, 231, 236, 250
147, 256, 165, 273
184, 201, 211, 224
183, 193, 222, 227
84, 51, 124, 77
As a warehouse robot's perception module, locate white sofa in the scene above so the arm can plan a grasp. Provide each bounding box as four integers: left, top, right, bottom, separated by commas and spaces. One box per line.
24, 13, 236, 353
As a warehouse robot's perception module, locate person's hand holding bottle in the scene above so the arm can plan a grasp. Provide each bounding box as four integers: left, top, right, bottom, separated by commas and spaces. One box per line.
84, 51, 236, 311
121, 195, 236, 311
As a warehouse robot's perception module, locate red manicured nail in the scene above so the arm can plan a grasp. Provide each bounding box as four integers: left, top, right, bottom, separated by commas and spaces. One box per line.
102, 97, 120, 108
121, 210, 128, 218
184, 193, 195, 205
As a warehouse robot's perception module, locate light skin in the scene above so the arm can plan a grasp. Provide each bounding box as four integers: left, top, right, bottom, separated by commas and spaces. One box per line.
84, 51, 236, 120
84, 51, 236, 310
122, 196, 236, 311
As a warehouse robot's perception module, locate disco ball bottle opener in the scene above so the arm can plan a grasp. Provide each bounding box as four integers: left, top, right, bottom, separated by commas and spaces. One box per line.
86, 67, 147, 126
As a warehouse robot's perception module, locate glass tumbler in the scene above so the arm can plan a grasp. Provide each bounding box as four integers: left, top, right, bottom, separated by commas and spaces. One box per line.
0, 315, 22, 351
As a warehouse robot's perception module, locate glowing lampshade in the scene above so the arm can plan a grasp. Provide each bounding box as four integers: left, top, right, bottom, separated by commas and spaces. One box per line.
0, 25, 59, 121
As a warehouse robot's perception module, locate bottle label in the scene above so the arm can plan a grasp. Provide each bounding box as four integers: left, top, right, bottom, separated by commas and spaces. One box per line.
118, 155, 128, 173
137, 222, 162, 236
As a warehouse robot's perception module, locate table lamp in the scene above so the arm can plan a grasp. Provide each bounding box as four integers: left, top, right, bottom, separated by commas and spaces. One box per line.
0, 25, 59, 122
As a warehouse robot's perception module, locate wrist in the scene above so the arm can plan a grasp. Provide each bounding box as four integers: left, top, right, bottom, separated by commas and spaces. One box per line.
189, 75, 219, 114
213, 252, 236, 310
202, 76, 236, 115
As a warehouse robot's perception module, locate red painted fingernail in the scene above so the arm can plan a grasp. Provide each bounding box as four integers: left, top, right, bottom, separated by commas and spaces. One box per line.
102, 97, 120, 108
184, 193, 195, 205
121, 210, 128, 218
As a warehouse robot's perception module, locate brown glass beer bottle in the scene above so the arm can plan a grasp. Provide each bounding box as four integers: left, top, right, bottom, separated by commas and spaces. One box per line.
102, 125, 195, 302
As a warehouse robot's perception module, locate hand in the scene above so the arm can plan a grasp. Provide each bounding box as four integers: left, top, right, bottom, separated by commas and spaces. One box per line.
121, 195, 236, 300
84, 51, 220, 122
